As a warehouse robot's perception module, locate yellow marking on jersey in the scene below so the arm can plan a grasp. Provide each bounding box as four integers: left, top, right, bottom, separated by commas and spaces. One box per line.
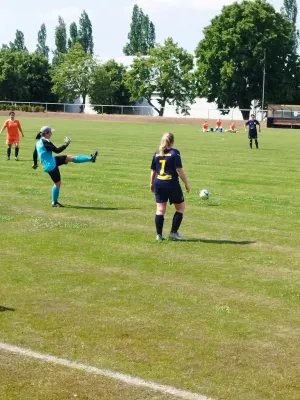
157, 175, 172, 180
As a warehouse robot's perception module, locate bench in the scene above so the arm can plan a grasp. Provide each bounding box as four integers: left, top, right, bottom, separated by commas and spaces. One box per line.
272, 118, 300, 128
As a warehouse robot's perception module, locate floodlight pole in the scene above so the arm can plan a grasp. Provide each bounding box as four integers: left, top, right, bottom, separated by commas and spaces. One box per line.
261, 49, 266, 120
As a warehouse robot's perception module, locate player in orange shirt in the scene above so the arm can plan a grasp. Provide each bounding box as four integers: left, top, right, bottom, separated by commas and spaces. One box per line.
215, 118, 222, 132
202, 121, 210, 132
228, 121, 237, 132
0, 111, 24, 160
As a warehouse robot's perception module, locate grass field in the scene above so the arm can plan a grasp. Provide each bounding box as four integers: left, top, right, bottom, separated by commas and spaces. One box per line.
1, 117, 300, 400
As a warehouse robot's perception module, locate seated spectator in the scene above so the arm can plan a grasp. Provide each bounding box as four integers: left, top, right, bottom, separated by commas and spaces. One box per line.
228, 121, 237, 132
215, 118, 223, 132
202, 121, 210, 132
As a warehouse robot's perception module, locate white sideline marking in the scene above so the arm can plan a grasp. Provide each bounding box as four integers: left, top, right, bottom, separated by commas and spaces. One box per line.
0, 342, 213, 400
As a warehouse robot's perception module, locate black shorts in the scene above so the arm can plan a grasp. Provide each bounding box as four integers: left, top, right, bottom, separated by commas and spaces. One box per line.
154, 182, 184, 204
48, 155, 67, 183
248, 130, 258, 139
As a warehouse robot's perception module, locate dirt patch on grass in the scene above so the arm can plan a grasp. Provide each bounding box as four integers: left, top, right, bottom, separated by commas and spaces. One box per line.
0, 111, 265, 129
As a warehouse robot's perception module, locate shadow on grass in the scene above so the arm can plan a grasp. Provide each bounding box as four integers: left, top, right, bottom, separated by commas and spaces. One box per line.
0, 306, 15, 312
186, 238, 256, 245
64, 204, 140, 211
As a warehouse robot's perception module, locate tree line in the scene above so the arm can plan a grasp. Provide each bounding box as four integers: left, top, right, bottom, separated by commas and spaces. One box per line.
0, 0, 299, 118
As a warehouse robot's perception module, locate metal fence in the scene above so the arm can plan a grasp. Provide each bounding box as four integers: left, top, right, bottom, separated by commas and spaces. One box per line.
0, 100, 267, 121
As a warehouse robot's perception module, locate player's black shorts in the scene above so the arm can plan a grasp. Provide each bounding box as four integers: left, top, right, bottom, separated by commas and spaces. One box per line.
154, 181, 184, 204
48, 155, 67, 183
248, 130, 258, 139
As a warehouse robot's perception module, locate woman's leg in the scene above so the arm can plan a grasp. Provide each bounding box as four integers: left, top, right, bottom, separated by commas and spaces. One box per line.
6, 144, 12, 160
14, 142, 20, 160
171, 202, 185, 234
156, 202, 167, 238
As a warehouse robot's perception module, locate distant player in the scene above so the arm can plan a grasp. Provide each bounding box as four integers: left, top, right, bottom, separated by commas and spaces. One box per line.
35, 126, 98, 207
245, 114, 261, 149
150, 132, 190, 241
202, 121, 210, 132
0, 111, 24, 160
228, 122, 237, 132
215, 118, 222, 132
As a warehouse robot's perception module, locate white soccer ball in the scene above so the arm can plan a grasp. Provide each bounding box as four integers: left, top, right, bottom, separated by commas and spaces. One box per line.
200, 189, 210, 200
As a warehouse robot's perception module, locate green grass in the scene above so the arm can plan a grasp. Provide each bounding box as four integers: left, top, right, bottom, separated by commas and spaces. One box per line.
1, 116, 300, 399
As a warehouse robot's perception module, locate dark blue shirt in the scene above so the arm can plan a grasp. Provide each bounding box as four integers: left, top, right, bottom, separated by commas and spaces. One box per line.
151, 148, 182, 186
246, 119, 260, 132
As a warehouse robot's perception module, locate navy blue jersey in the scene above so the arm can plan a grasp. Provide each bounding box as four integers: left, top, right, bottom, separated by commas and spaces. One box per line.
245, 119, 260, 132
151, 148, 182, 186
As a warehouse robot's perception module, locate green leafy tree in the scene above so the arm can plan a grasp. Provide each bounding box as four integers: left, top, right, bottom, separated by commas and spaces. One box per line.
281, 0, 298, 49
89, 60, 131, 113
9, 30, 27, 51
55, 16, 67, 54
51, 42, 95, 104
125, 38, 195, 116
195, 0, 298, 119
123, 4, 156, 55
36, 23, 49, 59
0, 48, 54, 102
68, 22, 78, 49
78, 10, 94, 54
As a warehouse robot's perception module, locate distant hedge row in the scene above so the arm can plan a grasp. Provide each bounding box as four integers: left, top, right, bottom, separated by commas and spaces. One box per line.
0, 104, 45, 112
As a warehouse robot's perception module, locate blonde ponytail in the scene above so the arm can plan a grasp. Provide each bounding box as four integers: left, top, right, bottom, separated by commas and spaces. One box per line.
159, 132, 174, 155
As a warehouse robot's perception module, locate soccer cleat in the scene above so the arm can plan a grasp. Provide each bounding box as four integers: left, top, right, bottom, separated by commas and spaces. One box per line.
32, 163, 38, 169
91, 150, 98, 163
52, 201, 65, 208
6, 157, 10, 161
168, 232, 186, 241
156, 234, 165, 242
15, 157, 19, 161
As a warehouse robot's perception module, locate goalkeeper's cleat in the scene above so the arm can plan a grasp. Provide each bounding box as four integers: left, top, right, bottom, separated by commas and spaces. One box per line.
91, 150, 98, 163
52, 201, 65, 208
32, 163, 38, 169
168, 232, 186, 241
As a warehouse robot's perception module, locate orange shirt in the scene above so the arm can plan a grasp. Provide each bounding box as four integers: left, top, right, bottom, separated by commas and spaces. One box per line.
4, 119, 21, 138
203, 122, 209, 130
216, 121, 222, 128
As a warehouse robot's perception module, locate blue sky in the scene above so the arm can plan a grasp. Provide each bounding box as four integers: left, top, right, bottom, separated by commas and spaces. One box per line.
1, 0, 284, 57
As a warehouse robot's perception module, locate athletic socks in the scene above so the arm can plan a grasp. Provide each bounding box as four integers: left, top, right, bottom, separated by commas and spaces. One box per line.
255, 139, 259, 149
155, 215, 164, 235
73, 155, 91, 163
52, 186, 60, 204
171, 211, 183, 233
249, 140, 252, 149
7, 147, 11, 158
15, 147, 19, 158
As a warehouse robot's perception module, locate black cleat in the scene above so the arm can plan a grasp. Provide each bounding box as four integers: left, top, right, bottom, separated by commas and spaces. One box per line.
91, 150, 98, 163
6, 157, 10, 161
52, 201, 65, 208
32, 163, 38, 169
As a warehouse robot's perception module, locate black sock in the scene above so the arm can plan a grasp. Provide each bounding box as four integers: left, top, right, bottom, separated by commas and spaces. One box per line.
249, 140, 252, 148
7, 147, 11, 158
15, 147, 19, 157
171, 211, 183, 233
33, 148, 38, 165
255, 139, 258, 148
155, 215, 164, 235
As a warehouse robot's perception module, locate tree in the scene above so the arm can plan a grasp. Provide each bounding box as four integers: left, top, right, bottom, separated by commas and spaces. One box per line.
195, 0, 298, 119
68, 22, 78, 49
36, 23, 49, 59
51, 42, 95, 104
0, 48, 54, 102
123, 4, 156, 55
281, 0, 298, 49
125, 38, 195, 116
55, 16, 67, 55
78, 10, 94, 54
9, 30, 27, 51
89, 60, 132, 113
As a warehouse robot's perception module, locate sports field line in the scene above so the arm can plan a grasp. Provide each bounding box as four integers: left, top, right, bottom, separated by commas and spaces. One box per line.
0, 342, 213, 400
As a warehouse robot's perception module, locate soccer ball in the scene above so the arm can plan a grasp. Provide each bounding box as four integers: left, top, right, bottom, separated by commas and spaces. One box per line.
200, 189, 210, 200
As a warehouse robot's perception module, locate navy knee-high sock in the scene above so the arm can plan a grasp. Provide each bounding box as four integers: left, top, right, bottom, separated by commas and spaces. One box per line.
15, 147, 19, 157
7, 147, 11, 158
155, 215, 164, 235
171, 212, 183, 233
